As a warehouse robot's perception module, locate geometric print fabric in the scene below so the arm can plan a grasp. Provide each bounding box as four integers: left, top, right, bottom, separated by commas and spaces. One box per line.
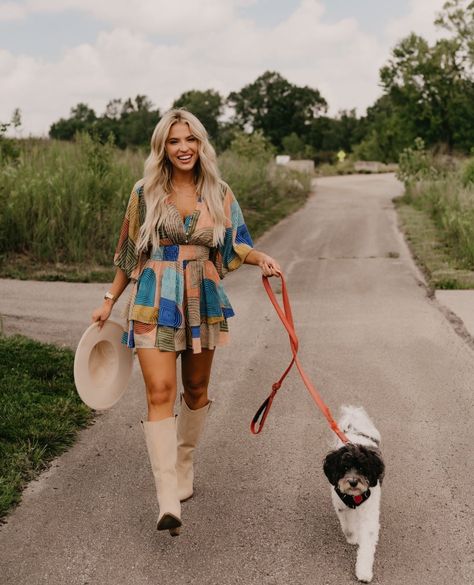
114, 180, 253, 353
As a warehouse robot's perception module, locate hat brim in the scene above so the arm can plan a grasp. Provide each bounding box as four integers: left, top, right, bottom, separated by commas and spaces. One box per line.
74, 320, 134, 410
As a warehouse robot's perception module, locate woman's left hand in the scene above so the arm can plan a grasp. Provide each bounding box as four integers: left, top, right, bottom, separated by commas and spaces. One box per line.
259, 254, 282, 277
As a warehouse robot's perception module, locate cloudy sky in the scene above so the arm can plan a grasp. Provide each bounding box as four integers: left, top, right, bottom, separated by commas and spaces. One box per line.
1, 0, 447, 136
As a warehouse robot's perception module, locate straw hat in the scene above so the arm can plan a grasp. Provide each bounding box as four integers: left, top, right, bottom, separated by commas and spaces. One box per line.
74, 320, 134, 410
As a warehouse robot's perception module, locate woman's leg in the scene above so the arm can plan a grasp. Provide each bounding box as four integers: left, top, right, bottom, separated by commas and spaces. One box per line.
136, 348, 178, 421
180, 347, 215, 409
176, 348, 215, 501
136, 348, 181, 533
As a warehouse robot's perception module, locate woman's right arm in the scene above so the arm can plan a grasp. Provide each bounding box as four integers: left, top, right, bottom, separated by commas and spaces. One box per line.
91, 267, 130, 328
91, 181, 143, 328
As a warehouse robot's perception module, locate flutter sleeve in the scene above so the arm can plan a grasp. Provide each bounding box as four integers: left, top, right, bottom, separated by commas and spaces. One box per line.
113, 181, 145, 280
214, 185, 254, 278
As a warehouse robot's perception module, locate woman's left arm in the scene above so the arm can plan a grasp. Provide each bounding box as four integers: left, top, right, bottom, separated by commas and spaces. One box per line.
244, 249, 282, 277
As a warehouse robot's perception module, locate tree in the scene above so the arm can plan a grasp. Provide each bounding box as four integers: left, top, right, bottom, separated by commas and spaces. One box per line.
227, 71, 327, 149
49, 95, 160, 148
435, 0, 474, 68
172, 89, 223, 142
50, 103, 97, 140
380, 32, 474, 152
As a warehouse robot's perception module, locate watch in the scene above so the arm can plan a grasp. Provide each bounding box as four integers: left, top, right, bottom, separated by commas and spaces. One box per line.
104, 291, 117, 302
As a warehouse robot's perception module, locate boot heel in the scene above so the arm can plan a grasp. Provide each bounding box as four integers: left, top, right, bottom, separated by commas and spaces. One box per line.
169, 526, 180, 537
156, 513, 182, 532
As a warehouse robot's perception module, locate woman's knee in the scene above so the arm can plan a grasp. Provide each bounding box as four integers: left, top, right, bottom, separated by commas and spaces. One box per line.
146, 378, 176, 408
182, 377, 208, 400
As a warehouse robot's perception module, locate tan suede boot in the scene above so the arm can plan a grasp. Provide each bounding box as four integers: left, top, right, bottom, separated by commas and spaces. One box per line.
176, 395, 213, 502
141, 416, 182, 535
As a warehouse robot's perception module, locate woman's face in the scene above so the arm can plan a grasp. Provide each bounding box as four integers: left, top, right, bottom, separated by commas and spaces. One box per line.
165, 122, 199, 173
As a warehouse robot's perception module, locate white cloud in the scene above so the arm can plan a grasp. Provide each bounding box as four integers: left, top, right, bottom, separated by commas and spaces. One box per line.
384, 0, 446, 46
0, 2, 26, 20
7, 0, 238, 34
0, 0, 453, 136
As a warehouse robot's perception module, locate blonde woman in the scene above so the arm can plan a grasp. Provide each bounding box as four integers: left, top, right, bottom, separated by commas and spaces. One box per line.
91, 109, 281, 536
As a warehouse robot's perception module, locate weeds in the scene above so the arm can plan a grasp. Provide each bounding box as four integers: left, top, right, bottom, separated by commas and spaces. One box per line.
0, 133, 311, 277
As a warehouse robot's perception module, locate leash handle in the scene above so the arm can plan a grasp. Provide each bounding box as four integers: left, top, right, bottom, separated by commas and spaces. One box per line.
251, 275, 349, 444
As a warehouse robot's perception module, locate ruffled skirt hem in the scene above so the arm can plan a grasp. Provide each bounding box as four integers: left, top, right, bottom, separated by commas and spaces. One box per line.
121, 319, 230, 354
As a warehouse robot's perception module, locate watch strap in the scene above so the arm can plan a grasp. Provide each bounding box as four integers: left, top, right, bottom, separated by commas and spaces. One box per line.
104, 291, 117, 302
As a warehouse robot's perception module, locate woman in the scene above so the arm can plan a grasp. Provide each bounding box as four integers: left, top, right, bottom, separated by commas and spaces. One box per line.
91, 109, 281, 536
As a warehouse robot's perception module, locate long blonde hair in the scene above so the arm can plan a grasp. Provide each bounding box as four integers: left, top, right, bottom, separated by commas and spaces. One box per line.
137, 108, 226, 252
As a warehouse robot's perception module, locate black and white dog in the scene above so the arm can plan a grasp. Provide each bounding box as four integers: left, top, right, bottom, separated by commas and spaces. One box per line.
323, 406, 385, 583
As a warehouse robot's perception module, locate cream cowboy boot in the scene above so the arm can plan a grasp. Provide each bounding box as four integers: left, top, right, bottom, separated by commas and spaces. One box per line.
176, 394, 213, 502
141, 416, 182, 535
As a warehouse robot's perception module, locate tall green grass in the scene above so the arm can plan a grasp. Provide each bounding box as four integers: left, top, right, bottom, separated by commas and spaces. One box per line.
219, 151, 311, 239
401, 164, 474, 270
0, 134, 143, 264
0, 134, 311, 274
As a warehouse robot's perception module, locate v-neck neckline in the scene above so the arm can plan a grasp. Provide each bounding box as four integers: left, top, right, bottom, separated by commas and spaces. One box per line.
167, 196, 201, 223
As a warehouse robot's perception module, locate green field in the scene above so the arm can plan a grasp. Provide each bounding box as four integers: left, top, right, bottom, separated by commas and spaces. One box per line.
0, 133, 312, 281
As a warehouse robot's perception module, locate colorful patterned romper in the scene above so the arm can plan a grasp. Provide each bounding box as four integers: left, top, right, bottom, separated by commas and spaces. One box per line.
113, 179, 254, 353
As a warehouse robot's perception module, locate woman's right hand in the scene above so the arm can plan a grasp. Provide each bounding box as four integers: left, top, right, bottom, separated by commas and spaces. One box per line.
91, 301, 113, 329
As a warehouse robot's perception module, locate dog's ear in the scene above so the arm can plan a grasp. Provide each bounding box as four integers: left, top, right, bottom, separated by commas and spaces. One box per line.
365, 448, 385, 487
323, 449, 343, 486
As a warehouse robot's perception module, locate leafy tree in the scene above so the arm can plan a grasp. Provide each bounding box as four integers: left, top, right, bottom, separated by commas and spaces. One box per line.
114, 95, 159, 148
49, 96, 160, 148
50, 103, 97, 141
351, 95, 411, 162
172, 89, 223, 141
435, 0, 474, 66
228, 130, 274, 163
380, 32, 474, 152
303, 109, 366, 162
0, 109, 22, 164
228, 71, 327, 149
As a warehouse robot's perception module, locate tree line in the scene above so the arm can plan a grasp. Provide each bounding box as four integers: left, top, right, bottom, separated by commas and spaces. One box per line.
11, 0, 474, 164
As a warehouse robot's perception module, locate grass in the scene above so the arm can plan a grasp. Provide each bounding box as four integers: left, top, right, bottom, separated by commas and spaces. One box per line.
0, 137, 312, 281
0, 135, 144, 269
0, 253, 115, 282
395, 198, 474, 289
316, 160, 398, 176
219, 153, 312, 240
0, 335, 95, 521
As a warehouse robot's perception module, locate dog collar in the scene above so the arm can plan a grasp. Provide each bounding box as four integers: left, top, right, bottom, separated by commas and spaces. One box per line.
334, 486, 371, 509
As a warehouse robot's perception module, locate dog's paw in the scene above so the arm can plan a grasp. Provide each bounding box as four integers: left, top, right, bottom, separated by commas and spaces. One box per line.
355, 564, 373, 583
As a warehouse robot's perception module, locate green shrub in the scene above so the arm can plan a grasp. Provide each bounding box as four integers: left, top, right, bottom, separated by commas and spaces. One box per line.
461, 156, 474, 187
397, 137, 440, 187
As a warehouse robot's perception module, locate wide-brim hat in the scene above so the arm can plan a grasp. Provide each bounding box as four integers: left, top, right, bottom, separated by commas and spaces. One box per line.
74, 320, 134, 410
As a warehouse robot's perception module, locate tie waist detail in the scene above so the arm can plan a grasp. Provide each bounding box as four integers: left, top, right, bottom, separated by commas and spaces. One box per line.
150, 244, 211, 262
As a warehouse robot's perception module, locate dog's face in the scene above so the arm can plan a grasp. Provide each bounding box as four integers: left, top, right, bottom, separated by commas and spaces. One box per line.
323, 444, 385, 496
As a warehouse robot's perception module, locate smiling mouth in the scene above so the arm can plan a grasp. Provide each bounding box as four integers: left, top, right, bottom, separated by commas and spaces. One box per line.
177, 155, 193, 162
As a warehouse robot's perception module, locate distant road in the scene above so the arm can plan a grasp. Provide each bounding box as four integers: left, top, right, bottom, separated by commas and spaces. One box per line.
1, 174, 472, 585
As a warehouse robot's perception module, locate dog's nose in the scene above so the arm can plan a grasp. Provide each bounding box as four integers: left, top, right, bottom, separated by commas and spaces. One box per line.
348, 479, 358, 487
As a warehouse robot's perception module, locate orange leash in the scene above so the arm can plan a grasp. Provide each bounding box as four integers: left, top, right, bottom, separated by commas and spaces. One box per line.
250, 274, 349, 444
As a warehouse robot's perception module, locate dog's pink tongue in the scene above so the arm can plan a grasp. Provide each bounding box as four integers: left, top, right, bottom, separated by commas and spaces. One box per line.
353, 495, 363, 504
